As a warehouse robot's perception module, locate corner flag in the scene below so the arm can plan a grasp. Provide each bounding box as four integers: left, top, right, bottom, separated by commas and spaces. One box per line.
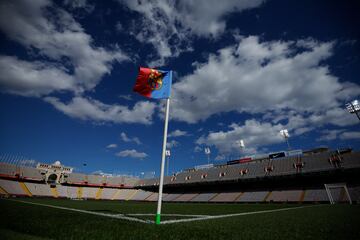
133, 66, 173, 225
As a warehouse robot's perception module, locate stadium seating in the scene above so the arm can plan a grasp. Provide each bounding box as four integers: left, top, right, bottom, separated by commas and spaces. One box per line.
0, 163, 17, 177
0, 179, 26, 195
20, 167, 44, 181
209, 192, 242, 202
303, 189, 329, 202
25, 182, 52, 197
236, 191, 269, 202
190, 193, 217, 202
65, 173, 86, 184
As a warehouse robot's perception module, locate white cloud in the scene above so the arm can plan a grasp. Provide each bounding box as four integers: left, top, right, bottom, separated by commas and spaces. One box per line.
120, 0, 264, 65
168, 129, 189, 138
339, 132, 360, 140
44, 96, 156, 125
0, 0, 127, 97
171, 36, 360, 126
116, 149, 148, 159
194, 146, 202, 152
166, 140, 180, 149
118, 94, 133, 101
63, 0, 94, 12
106, 144, 118, 149
0, 56, 75, 96
197, 119, 285, 154
120, 132, 141, 145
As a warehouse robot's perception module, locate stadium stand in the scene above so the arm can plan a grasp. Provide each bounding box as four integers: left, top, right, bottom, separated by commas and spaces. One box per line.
20, 167, 44, 181
0, 163, 17, 177
303, 189, 329, 202
0, 179, 26, 196
174, 193, 199, 202
101, 188, 118, 200
130, 190, 153, 201
0, 148, 359, 204
266, 190, 303, 202
210, 192, 242, 202
236, 191, 269, 202
25, 182, 52, 197
190, 193, 217, 202
82, 187, 98, 199
65, 173, 86, 184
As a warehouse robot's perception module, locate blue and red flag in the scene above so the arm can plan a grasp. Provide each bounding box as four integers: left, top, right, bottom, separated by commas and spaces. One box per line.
133, 67, 172, 99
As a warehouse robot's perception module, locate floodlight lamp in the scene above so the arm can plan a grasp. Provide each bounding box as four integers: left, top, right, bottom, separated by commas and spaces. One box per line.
280, 129, 289, 138
204, 147, 211, 154
346, 99, 360, 113
239, 139, 245, 148
165, 150, 171, 156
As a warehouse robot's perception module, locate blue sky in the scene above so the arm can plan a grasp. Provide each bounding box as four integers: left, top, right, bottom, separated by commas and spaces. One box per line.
0, 0, 359, 177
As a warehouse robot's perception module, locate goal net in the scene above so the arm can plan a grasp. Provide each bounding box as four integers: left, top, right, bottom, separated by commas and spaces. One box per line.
324, 183, 352, 204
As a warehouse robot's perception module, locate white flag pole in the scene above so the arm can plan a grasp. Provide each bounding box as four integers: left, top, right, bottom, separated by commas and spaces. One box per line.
155, 97, 170, 225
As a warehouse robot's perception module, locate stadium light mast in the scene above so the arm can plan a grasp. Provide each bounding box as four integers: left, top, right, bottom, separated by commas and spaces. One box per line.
280, 129, 291, 150
204, 147, 211, 164
165, 149, 171, 176
346, 99, 360, 121
239, 139, 245, 154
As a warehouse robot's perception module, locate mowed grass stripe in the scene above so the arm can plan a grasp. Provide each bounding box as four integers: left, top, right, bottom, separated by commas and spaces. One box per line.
6, 199, 151, 224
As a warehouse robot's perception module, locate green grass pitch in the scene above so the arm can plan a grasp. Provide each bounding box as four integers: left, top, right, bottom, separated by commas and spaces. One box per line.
0, 198, 359, 240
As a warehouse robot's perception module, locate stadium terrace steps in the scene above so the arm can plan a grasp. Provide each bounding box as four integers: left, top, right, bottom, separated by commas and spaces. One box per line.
303, 189, 328, 202
51, 187, 59, 198
100, 188, 117, 200
210, 192, 242, 202
95, 188, 103, 200
266, 190, 303, 202
77, 187, 83, 199
82, 187, 97, 199
130, 190, 153, 201
174, 193, 199, 202
236, 191, 269, 202
145, 192, 159, 201
19, 182, 33, 197
25, 182, 51, 197
0, 179, 28, 196
190, 193, 217, 202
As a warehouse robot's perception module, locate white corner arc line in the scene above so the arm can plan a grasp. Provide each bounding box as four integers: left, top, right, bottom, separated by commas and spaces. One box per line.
160, 205, 322, 224
7, 199, 152, 224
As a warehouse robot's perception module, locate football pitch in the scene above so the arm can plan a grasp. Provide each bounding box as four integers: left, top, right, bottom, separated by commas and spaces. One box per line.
0, 198, 359, 240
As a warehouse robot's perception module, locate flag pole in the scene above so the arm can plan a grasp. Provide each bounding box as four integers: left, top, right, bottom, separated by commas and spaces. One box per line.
155, 97, 170, 225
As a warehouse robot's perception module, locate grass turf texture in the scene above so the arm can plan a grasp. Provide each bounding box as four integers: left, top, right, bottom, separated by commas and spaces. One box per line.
0, 198, 359, 240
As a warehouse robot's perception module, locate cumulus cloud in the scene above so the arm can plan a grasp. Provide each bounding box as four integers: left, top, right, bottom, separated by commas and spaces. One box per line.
120, 0, 264, 65
120, 132, 141, 145
197, 119, 285, 154
166, 140, 180, 149
116, 149, 148, 159
106, 144, 118, 149
44, 96, 156, 125
0, 0, 127, 96
171, 36, 360, 125
339, 132, 360, 140
168, 129, 189, 138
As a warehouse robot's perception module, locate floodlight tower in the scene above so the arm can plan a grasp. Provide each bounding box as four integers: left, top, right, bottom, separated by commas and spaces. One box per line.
165, 149, 171, 176
237, 139, 245, 158
280, 129, 291, 150
346, 99, 360, 121
204, 147, 211, 164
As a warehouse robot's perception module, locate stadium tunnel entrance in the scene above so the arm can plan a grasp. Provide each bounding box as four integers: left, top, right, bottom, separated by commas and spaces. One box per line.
47, 173, 58, 184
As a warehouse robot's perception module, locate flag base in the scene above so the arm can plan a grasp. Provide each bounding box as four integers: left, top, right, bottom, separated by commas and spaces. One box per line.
155, 213, 161, 224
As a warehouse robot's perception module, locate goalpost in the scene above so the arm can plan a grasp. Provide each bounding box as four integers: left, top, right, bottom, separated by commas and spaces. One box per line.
324, 183, 352, 204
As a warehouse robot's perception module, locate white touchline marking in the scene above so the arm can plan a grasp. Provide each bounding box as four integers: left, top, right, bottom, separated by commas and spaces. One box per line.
7, 199, 153, 224
5, 199, 322, 225
127, 213, 210, 218
160, 205, 322, 224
